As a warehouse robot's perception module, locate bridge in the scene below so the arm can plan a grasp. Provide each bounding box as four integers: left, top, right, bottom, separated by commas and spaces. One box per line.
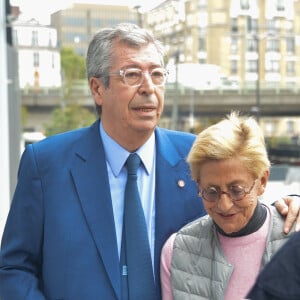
21, 81, 300, 129
20, 82, 300, 166
163, 85, 300, 117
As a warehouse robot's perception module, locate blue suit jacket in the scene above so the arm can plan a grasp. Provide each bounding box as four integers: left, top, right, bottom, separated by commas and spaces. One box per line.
0, 120, 206, 300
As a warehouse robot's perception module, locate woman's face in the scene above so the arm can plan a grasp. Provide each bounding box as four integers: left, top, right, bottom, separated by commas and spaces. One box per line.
197, 158, 268, 234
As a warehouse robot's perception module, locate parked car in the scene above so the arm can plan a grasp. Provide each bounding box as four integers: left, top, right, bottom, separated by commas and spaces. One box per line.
20, 131, 46, 154
262, 164, 300, 205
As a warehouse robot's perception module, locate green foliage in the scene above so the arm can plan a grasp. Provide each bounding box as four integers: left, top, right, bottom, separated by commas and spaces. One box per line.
61, 47, 86, 81
44, 105, 96, 136
193, 117, 222, 134
21, 106, 28, 129
266, 136, 293, 148
54, 47, 94, 137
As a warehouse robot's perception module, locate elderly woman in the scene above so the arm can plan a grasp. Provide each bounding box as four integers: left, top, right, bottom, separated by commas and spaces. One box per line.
160, 112, 294, 300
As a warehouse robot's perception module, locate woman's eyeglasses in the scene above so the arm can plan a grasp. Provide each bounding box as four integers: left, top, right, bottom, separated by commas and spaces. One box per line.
198, 179, 257, 202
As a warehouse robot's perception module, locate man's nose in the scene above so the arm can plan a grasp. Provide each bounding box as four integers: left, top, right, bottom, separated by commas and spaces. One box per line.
138, 73, 155, 93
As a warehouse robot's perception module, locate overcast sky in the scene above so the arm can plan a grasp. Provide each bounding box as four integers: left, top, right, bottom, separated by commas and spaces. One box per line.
11, 0, 164, 24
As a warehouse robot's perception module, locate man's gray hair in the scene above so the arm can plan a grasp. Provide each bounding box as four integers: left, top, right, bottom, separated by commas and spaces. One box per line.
86, 23, 165, 88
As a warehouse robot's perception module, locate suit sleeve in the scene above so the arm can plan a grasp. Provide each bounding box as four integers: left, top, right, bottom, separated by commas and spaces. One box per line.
0, 145, 46, 299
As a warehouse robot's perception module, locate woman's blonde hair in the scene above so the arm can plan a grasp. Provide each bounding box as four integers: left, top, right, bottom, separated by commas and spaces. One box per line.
187, 111, 270, 181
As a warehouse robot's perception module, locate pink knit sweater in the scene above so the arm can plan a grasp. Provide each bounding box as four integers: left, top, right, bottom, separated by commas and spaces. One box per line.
160, 208, 270, 300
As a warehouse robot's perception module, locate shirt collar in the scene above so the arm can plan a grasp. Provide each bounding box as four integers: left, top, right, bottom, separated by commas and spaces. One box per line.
100, 122, 155, 176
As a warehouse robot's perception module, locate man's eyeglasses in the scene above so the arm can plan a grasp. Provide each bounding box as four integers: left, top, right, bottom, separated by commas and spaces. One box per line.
198, 179, 257, 202
109, 67, 168, 87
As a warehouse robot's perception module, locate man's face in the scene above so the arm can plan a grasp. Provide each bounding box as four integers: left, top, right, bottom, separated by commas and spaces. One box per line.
91, 41, 165, 151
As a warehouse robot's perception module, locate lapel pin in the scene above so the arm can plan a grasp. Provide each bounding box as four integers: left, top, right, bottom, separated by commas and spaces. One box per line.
177, 179, 185, 188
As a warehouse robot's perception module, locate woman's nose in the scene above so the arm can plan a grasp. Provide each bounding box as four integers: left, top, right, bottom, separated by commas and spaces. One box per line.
216, 192, 234, 212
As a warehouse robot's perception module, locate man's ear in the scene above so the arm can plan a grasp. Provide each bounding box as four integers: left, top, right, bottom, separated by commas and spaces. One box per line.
89, 77, 104, 105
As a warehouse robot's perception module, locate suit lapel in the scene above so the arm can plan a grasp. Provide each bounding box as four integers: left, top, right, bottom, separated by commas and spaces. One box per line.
70, 121, 121, 299
153, 128, 197, 283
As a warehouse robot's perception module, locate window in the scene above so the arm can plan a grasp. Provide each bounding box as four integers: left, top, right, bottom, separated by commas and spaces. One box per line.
240, 0, 250, 10
198, 0, 207, 9
286, 37, 295, 53
266, 19, 276, 32
33, 52, 39, 67
64, 17, 86, 26
247, 17, 258, 32
231, 18, 238, 33
266, 39, 279, 52
286, 62, 295, 76
286, 120, 294, 135
199, 37, 206, 51
230, 60, 238, 74
231, 37, 238, 53
13, 28, 18, 46
32, 30, 38, 46
64, 32, 85, 43
246, 60, 257, 72
247, 38, 258, 52
48, 32, 54, 47
51, 53, 55, 69
266, 60, 279, 72
276, 0, 285, 11
92, 19, 103, 27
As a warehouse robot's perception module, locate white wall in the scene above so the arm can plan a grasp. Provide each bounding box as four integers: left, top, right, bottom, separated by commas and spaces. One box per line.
14, 21, 62, 89
0, 0, 11, 244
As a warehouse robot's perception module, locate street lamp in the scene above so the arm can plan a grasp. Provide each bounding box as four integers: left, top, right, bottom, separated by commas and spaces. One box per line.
189, 87, 195, 133
250, 33, 261, 122
133, 5, 142, 27
255, 41, 261, 122
250, 31, 275, 123
171, 51, 179, 130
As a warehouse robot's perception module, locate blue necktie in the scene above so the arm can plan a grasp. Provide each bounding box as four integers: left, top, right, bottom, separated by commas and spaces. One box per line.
120, 153, 157, 299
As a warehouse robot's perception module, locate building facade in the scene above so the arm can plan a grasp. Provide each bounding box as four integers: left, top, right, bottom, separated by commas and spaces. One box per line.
51, 3, 138, 57
13, 19, 61, 90
146, 0, 300, 89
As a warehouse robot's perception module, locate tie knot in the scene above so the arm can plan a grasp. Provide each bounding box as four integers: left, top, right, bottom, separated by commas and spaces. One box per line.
126, 153, 141, 176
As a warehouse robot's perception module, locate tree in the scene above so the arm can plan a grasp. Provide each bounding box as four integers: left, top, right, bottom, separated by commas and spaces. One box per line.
45, 47, 95, 136
44, 105, 96, 136
21, 106, 28, 129
60, 47, 86, 104
61, 47, 86, 81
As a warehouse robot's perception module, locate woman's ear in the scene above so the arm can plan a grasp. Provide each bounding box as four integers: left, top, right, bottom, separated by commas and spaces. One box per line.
89, 77, 104, 105
258, 169, 270, 196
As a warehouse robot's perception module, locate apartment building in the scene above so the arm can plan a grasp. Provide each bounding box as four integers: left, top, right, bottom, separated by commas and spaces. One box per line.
146, 0, 300, 89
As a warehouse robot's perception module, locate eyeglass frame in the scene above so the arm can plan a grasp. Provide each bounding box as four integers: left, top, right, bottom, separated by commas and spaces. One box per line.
197, 179, 257, 202
107, 67, 169, 87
